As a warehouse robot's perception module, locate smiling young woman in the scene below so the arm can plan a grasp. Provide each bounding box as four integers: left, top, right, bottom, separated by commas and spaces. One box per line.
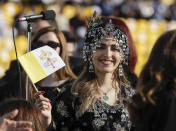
92, 38, 122, 74
35, 13, 135, 131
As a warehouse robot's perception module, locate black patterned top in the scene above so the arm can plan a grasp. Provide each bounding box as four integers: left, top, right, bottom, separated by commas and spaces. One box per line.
48, 80, 135, 131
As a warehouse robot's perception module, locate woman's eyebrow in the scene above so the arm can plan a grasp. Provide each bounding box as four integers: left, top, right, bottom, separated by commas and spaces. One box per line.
100, 42, 117, 46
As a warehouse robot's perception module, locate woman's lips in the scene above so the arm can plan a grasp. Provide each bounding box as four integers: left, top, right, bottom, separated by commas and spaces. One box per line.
100, 59, 114, 65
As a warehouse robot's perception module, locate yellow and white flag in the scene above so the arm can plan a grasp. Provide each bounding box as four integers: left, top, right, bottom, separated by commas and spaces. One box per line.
18, 45, 65, 84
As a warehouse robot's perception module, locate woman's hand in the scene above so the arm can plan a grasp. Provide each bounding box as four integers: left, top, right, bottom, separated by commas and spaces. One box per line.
0, 109, 32, 131
34, 91, 52, 128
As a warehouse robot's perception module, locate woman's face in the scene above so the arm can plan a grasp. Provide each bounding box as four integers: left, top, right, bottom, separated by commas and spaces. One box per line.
38, 32, 61, 54
92, 38, 122, 74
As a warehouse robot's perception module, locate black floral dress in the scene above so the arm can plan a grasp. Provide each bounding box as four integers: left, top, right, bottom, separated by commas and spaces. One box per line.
49, 81, 135, 131
39, 79, 75, 103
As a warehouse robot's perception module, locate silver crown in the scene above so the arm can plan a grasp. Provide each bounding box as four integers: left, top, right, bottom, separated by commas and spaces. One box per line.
83, 18, 129, 67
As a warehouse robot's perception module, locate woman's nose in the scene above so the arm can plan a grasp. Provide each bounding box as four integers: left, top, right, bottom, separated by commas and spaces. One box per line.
104, 48, 112, 57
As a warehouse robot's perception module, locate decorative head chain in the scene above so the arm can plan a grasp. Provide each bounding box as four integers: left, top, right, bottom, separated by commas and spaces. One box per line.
83, 12, 129, 72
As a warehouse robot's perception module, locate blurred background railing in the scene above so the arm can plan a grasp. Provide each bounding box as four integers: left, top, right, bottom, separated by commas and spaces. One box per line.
0, 0, 176, 77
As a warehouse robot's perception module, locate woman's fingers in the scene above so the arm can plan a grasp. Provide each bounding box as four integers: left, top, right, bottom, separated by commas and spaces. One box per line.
34, 91, 51, 108
35, 100, 51, 110
34, 91, 52, 127
15, 120, 33, 128
35, 94, 51, 105
16, 127, 32, 131
0, 110, 33, 131
2, 109, 19, 120
34, 91, 45, 99
8, 120, 32, 131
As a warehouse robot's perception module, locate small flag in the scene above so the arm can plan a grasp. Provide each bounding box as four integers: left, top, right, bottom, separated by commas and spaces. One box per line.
18, 45, 65, 83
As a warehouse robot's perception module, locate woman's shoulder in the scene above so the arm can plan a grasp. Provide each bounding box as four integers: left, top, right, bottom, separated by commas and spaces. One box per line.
57, 79, 75, 95
40, 79, 76, 105
58, 79, 75, 89
130, 92, 176, 115
55, 79, 77, 103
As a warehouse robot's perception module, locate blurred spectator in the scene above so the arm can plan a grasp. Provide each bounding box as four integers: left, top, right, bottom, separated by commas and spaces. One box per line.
63, 30, 84, 76
32, 19, 58, 35
128, 29, 176, 131
100, 0, 123, 16
152, 0, 171, 20
0, 19, 60, 101
170, 2, 176, 20
120, 0, 140, 19
0, 98, 45, 131
0, 60, 23, 102
0, 109, 32, 131
69, 14, 85, 32
62, 31, 77, 57
138, 1, 154, 19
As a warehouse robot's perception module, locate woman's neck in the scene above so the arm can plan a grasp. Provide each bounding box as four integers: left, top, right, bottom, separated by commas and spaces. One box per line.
96, 72, 113, 88
96, 72, 119, 106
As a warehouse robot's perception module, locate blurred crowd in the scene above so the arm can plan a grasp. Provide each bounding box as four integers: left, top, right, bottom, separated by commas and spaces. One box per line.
0, 0, 176, 77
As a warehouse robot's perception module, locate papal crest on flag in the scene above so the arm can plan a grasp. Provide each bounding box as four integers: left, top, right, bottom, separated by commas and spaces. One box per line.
18, 45, 65, 84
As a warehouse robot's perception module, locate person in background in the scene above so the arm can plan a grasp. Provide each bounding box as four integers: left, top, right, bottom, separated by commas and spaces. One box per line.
62, 31, 77, 57
0, 60, 22, 102
0, 19, 59, 102
31, 26, 77, 107
32, 19, 59, 36
128, 29, 176, 131
63, 31, 84, 76
0, 98, 48, 131
0, 109, 32, 131
36, 12, 135, 131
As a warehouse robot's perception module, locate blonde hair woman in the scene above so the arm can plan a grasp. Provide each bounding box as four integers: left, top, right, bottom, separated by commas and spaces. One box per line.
36, 13, 135, 131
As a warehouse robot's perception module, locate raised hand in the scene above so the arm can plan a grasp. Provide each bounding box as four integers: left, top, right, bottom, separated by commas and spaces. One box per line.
0, 109, 32, 131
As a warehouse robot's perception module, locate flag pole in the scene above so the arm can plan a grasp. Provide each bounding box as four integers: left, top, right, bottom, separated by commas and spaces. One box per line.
33, 84, 38, 92
26, 22, 32, 100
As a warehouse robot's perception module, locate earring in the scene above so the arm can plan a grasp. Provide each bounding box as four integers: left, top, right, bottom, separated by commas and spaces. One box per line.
118, 64, 123, 76
89, 60, 94, 72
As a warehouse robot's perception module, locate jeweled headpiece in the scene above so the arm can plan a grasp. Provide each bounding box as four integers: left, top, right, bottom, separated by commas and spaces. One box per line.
83, 12, 129, 72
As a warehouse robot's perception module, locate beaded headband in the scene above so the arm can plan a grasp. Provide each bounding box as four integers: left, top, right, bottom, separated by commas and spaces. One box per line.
83, 12, 129, 72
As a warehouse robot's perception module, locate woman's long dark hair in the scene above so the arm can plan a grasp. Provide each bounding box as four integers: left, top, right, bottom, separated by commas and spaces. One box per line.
128, 29, 176, 123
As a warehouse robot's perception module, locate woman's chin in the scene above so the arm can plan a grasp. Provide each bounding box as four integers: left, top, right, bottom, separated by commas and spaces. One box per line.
96, 68, 115, 74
